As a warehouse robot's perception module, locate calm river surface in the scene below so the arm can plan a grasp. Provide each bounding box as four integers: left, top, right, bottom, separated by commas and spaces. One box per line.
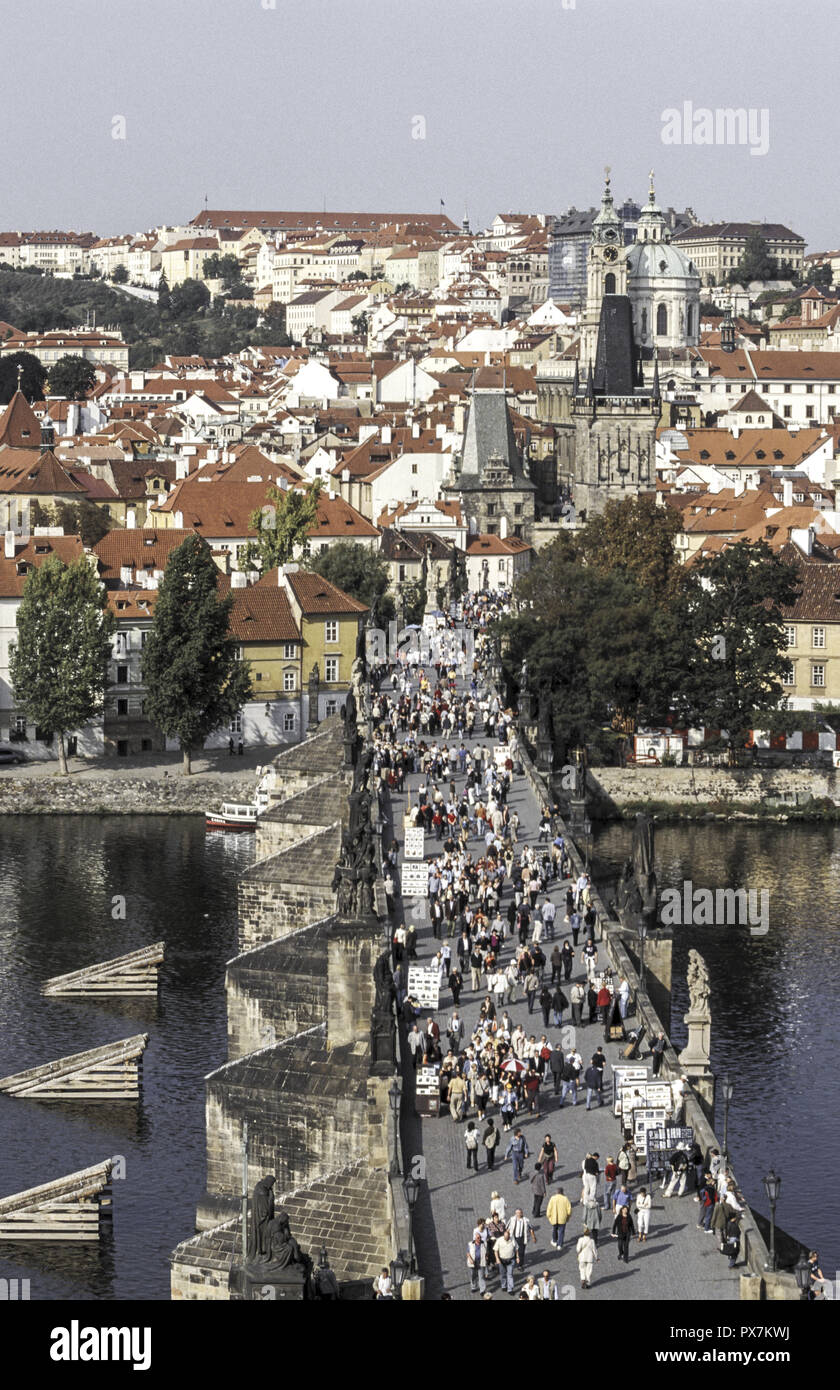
0, 816, 253, 1301
593, 820, 840, 1277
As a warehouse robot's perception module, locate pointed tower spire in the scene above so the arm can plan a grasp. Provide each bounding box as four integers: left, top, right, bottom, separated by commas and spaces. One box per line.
636, 351, 644, 389
652, 352, 661, 403
572, 359, 580, 395
585, 359, 595, 401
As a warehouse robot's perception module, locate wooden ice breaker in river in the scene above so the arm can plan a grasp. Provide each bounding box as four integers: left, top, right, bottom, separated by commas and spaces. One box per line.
42, 942, 165, 998
0, 1033, 149, 1102
0, 1160, 114, 1242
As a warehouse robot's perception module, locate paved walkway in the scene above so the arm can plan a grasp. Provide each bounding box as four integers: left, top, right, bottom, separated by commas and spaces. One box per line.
389, 675, 742, 1302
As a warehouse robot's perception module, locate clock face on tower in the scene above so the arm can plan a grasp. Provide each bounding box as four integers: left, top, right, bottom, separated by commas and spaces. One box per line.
603, 245, 619, 262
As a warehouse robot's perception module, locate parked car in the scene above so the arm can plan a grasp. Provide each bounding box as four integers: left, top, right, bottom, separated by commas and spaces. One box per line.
0, 744, 26, 765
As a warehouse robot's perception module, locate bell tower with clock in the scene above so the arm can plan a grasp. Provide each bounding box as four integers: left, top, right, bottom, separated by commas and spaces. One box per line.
580, 168, 629, 363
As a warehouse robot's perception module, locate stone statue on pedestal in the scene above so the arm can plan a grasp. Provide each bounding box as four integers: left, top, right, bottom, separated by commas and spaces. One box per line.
681, 948, 712, 1073
246, 1175, 276, 1262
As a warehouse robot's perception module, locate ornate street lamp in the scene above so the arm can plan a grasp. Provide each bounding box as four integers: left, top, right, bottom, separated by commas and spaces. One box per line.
793, 1253, 811, 1300
403, 1174, 421, 1275
721, 1075, 735, 1161
388, 1077, 402, 1176
390, 1249, 408, 1298
763, 1169, 781, 1272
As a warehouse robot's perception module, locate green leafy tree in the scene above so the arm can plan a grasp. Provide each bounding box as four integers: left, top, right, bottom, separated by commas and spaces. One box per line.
309, 540, 393, 622
0, 350, 47, 404
241, 481, 322, 574
9, 555, 114, 774
51, 498, 113, 547
169, 278, 210, 318
111, 264, 129, 284
679, 539, 801, 754
157, 273, 171, 310
729, 229, 776, 284
351, 312, 369, 336
47, 354, 96, 400
575, 495, 686, 603
141, 535, 252, 774
398, 577, 426, 627
202, 253, 240, 285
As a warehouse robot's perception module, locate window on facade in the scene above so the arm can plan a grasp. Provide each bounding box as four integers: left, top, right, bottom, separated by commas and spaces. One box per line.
325, 620, 338, 644
785, 626, 796, 647
782, 661, 795, 686
230, 713, 242, 734
283, 712, 295, 732
514, 504, 522, 516
812, 664, 826, 687
656, 303, 668, 336
283, 643, 296, 659
604, 273, 616, 295
486, 503, 496, 517
813, 627, 826, 648
784, 405, 792, 419
411, 463, 418, 474
283, 671, 296, 692
117, 698, 128, 716
325, 698, 338, 716
325, 656, 339, 682
115, 633, 128, 654
806, 406, 814, 419
117, 665, 128, 684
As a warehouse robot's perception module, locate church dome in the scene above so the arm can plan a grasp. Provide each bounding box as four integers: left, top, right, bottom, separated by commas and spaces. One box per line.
627, 240, 699, 284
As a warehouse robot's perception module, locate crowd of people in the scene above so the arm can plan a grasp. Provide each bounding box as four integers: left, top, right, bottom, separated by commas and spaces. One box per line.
371, 598, 772, 1300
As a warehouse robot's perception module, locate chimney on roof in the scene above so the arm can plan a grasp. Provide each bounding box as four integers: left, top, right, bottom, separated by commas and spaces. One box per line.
782, 478, 793, 509
412, 421, 420, 439
130, 371, 144, 391
231, 570, 247, 588
120, 564, 133, 586
4, 531, 15, 560
381, 424, 392, 445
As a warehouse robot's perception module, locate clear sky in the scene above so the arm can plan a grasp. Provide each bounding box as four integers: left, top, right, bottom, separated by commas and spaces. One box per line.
3, 0, 837, 249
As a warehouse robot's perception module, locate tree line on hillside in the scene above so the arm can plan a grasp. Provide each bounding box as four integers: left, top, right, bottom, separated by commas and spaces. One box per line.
0, 269, 289, 382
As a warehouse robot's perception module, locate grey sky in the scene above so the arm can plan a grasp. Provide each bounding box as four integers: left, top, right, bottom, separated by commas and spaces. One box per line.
3, 0, 837, 250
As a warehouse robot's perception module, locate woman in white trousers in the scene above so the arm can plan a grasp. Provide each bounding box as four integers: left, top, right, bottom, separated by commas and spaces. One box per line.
576, 1228, 598, 1288
635, 1188, 651, 1242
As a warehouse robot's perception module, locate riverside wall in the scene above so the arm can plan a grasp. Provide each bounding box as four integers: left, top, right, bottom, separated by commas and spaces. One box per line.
0, 775, 256, 816
589, 765, 840, 817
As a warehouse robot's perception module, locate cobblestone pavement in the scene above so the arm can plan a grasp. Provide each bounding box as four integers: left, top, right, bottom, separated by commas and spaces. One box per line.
389, 674, 742, 1302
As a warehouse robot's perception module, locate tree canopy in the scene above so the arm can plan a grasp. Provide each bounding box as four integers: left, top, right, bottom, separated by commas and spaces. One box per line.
140, 535, 252, 773
241, 481, 322, 574
729, 229, 777, 284
0, 350, 47, 404
500, 499, 801, 762
9, 555, 115, 773
309, 540, 394, 622
47, 354, 96, 400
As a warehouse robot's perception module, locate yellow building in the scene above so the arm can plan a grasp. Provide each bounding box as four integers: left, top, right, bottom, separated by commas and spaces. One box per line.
779, 563, 840, 709
221, 584, 305, 746
256, 565, 367, 723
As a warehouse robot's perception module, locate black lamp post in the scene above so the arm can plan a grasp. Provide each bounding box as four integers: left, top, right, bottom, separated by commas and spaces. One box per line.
403, 1174, 420, 1275
388, 1077, 402, 1176
763, 1168, 781, 1272
721, 1075, 735, 1161
638, 920, 648, 992
583, 817, 592, 873
793, 1253, 811, 1300
390, 1248, 408, 1299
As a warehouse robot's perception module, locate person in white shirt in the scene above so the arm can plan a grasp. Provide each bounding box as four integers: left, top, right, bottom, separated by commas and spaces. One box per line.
538, 1270, 558, 1300
489, 1191, 506, 1224
374, 1268, 393, 1299
635, 1188, 652, 1241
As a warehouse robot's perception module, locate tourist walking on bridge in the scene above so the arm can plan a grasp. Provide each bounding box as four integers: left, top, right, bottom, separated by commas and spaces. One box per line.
576, 1228, 598, 1288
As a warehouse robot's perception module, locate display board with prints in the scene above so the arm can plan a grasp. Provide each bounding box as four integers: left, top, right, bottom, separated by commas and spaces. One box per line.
407, 965, 440, 1011
633, 1108, 668, 1151
612, 1066, 649, 1114
404, 827, 426, 860
415, 1065, 440, 1118
645, 1125, 694, 1177
401, 862, 429, 897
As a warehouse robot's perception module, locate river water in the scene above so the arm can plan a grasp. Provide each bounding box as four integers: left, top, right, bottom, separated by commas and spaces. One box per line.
0, 816, 253, 1301
593, 819, 840, 1279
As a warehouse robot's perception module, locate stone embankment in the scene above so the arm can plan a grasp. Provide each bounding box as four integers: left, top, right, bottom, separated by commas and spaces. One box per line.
588, 765, 840, 820
0, 774, 256, 816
